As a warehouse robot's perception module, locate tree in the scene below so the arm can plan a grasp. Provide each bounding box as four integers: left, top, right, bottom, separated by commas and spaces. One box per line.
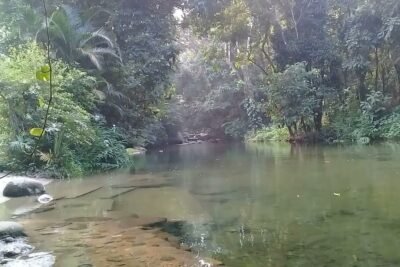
267, 63, 323, 138
38, 5, 121, 70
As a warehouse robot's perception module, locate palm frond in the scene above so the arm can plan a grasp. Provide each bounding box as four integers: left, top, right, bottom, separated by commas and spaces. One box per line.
116, 45, 123, 64
77, 47, 103, 70
60, 4, 83, 30
36, 12, 67, 46
76, 23, 95, 36
40, 5, 123, 69
79, 47, 122, 70
90, 28, 117, 48
47, 10, 73, 47
83, 8, 112, 25
107, 102, 125, 118
91, 47, 122, 61
102, 80, 128, 100
87, 53, 104, 70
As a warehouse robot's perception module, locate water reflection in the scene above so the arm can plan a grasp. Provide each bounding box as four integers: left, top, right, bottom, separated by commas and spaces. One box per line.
3, 142, 400, 266
137, 143, 400, 267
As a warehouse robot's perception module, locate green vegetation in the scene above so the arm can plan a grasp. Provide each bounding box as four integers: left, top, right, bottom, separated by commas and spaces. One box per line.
177, 0, 400, 144
246, 127, 290, 143
0, 42, 129, 177
0, 0, 181, 178
1, 0, 400, 177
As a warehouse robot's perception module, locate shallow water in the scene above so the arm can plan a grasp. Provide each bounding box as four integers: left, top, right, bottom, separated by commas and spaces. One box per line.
3, 142, 400, 266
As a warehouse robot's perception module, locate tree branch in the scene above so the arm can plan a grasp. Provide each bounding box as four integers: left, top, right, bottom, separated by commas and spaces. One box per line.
261, 33, 277, 73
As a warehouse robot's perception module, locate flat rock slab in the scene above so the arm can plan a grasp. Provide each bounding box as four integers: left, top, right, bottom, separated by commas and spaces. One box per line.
190, 187, 244, 196
12, 203, 55, 217
65, 217, 113, 223
64, 186, 103, 199
111, 179, 173, 189
95, 199, 114, 211
99, 187, 137, 199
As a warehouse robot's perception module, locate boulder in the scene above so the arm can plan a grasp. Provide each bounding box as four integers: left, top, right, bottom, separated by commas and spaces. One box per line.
0, 222, 25, 237
3, 178, 45, 198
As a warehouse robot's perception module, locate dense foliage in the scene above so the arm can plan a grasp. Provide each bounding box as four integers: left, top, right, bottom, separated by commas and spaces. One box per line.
0, 0, 182, 177
176, 0, 400, 144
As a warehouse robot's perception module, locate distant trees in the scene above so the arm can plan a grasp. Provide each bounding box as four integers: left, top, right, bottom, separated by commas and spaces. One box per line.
177, 0, 400, 142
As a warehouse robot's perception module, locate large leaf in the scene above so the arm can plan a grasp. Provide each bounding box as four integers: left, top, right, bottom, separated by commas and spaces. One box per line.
36, 65, 51, 81
29, 128, 45, 137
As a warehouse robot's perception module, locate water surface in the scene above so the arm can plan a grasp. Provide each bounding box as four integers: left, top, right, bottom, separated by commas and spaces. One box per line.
3, 142, 400, 266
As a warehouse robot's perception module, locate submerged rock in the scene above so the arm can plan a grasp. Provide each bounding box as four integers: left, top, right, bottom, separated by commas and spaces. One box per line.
0, 237, 33, 258
0, 221, 25, 237
3, 178, 45, 198
2, 251, 55, 267
0, 221, 55, 266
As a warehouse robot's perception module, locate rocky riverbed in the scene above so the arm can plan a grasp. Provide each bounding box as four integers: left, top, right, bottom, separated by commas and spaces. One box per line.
0, 221, 55, 266
0, 173, 225, 267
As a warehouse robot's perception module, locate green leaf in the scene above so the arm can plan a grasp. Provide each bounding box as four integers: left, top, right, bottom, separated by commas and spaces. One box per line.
36, 65, 51, 81
38, 97, 46, 108
29, 128, 45, 137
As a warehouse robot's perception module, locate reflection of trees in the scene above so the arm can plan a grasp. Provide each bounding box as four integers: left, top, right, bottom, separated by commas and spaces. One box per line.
138, 143, 400, 266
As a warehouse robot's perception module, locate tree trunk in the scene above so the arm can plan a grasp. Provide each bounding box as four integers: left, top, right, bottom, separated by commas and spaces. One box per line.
395, 64, 400, 90
381, 65, 386, 94
300, 117, 307, 133
287, 124, 294, 138
314, 100, 323, 132
357, 70, 368, 101
293, 122, 298, 134
375, 47, 379, 92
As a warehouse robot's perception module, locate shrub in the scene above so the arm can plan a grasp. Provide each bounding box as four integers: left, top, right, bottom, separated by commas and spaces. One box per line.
223, 119, 249, 139
380, 108, 400, 140
246, 126, 290, 142
0, 42, 131, 178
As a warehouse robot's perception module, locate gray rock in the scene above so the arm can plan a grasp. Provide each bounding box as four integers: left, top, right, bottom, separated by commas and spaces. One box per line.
3, 179, 45, 198
2, 237, 15, 243
3, 252, 55, 267
0, 222, 25, 237
0, 237, 33, 259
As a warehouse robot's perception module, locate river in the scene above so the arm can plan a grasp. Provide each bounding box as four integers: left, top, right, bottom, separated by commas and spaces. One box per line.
2, 142, 400, 266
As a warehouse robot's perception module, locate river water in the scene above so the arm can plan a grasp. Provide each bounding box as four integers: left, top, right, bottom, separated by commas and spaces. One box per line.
2, 142, 400, 266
